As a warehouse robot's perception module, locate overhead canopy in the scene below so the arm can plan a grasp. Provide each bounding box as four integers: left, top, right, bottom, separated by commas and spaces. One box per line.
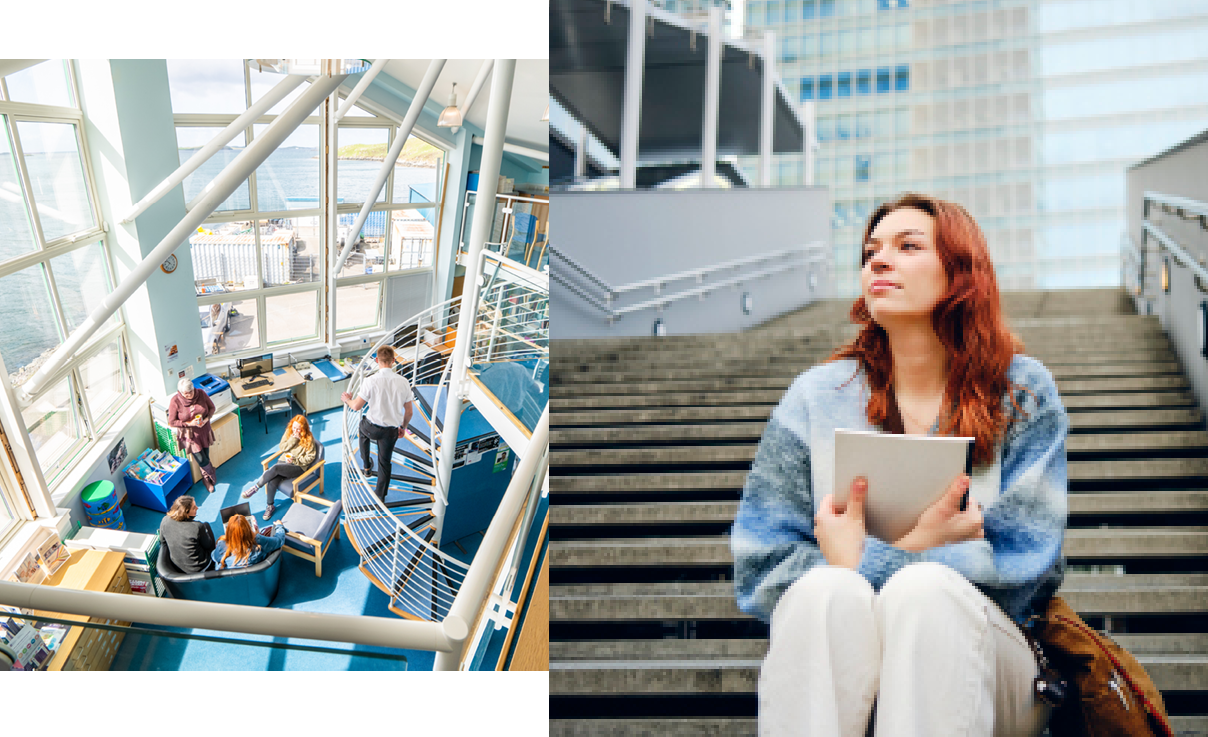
551, 0, 805, 162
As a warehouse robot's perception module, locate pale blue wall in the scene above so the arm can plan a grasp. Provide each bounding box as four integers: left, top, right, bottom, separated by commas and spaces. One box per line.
77, 59, 206, 402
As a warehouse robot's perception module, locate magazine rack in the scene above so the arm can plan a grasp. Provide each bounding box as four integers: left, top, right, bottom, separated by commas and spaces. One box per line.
122, 452, 191, 512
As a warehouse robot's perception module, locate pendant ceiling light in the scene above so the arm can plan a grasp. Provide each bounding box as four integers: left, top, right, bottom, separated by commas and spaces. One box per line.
438, 83, 463, 134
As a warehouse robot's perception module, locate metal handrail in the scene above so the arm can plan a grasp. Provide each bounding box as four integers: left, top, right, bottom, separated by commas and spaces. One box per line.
1143, 221, 1208, 285
611, 242, 828, 296
1145, 191, 1208, 221
551, 242, 828, 320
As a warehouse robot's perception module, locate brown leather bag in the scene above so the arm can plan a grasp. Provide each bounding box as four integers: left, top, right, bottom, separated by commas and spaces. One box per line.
1029, 596, 1174, 737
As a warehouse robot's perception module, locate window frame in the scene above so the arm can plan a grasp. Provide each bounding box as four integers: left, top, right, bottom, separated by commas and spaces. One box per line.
0, 61, 136, 484
169, 66, 449, 366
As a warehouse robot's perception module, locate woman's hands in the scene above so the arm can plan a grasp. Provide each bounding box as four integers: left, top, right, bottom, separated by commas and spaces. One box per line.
815, 478, 869, 569
895, 474, 984, 552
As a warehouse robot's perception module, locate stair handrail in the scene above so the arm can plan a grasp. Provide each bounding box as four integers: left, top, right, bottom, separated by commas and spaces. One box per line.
1143, 223, 1208, 286
551, 241, 829, 321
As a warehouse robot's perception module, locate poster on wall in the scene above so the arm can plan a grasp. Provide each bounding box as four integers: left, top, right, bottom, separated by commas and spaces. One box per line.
163, 343, 180, 363
107, 438, 127, 474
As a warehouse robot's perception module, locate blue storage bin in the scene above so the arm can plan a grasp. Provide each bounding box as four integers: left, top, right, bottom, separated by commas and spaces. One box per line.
193, 373, 229, 396
123, 454, 192, 512
467, 172, 479, 191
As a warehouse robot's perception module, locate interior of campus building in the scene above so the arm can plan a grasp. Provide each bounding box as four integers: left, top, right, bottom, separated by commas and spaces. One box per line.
0, 58, 549, 672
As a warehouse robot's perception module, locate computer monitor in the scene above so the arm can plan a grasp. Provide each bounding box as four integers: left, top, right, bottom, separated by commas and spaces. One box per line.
237, 353, 273, 379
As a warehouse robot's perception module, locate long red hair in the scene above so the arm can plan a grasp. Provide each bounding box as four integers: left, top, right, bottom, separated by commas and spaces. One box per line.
218, 514, 257, 569
281, 414, 314, 453
830, 193, 1025, 467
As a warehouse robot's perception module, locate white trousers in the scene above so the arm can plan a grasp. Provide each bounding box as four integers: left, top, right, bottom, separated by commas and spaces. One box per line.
760, 563, 1050, 737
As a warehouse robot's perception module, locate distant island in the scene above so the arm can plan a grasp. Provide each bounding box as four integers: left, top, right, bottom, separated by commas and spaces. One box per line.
178, 142, 439, 168
337, 140, 440, 168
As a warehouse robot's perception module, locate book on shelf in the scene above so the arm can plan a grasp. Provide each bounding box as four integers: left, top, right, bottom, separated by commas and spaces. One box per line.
36, 532, 71, 577
12, 551, 44, 585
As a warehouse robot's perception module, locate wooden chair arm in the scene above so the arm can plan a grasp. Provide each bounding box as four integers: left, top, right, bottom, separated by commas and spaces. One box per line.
294, 491, 334, 508
261, 449, 285, 470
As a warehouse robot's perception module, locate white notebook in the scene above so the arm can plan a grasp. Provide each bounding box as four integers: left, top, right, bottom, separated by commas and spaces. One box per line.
833, 428, 973, 543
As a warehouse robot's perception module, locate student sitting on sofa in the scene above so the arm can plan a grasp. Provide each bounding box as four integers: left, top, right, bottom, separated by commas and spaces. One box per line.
242, 414, 319, 521
160, 495, 217, 573
212, 513, 286, 569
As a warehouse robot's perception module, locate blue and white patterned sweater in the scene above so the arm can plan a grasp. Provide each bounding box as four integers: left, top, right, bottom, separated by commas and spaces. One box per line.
731, 355, 1068, 625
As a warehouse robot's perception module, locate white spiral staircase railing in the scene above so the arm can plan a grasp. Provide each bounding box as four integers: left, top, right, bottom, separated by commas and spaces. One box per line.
340, 250, 548, 623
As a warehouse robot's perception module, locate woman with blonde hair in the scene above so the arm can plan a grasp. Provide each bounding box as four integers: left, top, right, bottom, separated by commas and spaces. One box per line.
211, 513, 284, 570
732, 193, 1067, 736
242, 414, 319, 520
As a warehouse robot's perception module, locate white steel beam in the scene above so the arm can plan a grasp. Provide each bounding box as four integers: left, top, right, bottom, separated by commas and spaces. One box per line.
18, 73, 347, 403
701, 4, 722, 188
124, 74, 306, 223
335, 58, 388, 121
760, 31, 775, 187
461, 59, 495, 118
620, 0, 647, 189
0, 578, 462, 653
332, 60, 445, 276
434, 406, 547, 671
435, 59, 516, 538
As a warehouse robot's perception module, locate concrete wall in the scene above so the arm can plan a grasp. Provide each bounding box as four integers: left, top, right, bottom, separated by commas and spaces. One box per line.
1127, 132, 1208, 415
550, 187, 832, 339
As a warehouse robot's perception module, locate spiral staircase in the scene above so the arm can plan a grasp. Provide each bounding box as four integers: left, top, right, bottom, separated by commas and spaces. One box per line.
339, 249, 549, 630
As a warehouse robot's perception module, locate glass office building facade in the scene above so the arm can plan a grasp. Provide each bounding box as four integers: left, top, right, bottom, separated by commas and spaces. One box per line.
745, 0, 1208, 295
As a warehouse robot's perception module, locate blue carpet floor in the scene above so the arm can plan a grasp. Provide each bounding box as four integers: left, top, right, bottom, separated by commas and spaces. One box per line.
110, 405, 438, 671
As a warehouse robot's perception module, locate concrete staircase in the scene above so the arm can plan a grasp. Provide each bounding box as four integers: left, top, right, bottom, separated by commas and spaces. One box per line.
550, 288, 1208, 736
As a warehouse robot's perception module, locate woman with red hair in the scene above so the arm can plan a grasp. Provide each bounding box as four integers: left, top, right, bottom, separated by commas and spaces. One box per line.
242, 414, 319, 520
732, 194, 1067, 736
212, 513, 285, 570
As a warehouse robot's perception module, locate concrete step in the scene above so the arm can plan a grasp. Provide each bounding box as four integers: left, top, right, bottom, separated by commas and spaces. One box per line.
552, 389, 1197, 412
551, 575, 1208, 622
552, 428, 1208, 455
550, 472, 747, 496
549, 492, 1208, 528
549, 716, 1208, 737
550, 529, 1208, 569
553, 359, 1183, 386
553, 349, 1179, 374
552, 375, 1191, 397
552, 633, 1208, 662
1069, 457, 1208, 483
549, 655, 1207, 695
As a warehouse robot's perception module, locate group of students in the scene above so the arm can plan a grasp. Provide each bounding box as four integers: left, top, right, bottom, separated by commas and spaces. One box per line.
160, 345, 415, 575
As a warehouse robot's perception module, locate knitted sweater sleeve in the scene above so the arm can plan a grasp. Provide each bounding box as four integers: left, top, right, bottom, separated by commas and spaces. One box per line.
731, 377, 824, 624
854, 358, 1069, 622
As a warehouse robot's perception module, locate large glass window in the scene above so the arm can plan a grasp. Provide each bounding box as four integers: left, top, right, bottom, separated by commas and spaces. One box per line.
16, 121, 95, 242
177, 127, 250, 212
0, 61, 133, 481
169, 60, 449, 359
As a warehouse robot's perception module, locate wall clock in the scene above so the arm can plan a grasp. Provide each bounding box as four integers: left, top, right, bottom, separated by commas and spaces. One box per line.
161, 253, 178, 274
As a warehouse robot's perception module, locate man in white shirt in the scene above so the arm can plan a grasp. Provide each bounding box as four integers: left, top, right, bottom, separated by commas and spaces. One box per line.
341, 345, 415, 502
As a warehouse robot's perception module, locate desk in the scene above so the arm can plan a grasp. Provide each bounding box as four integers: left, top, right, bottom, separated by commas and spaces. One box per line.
35, 549, 130, 671
230, 366, 306, 400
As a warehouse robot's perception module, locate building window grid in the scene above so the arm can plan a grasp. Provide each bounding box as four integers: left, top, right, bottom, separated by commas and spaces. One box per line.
172, 75, 447, 362
0, 61, 136, 483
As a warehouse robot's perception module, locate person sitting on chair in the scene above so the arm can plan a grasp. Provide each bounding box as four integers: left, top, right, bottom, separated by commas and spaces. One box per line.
241, 414, 318, 520
212, 513, 285, 570
159, 495, 216, 573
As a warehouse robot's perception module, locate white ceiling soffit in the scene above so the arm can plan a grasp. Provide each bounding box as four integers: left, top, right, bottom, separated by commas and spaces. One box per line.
0, 59, 49, 78
381, 59, 548, 152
